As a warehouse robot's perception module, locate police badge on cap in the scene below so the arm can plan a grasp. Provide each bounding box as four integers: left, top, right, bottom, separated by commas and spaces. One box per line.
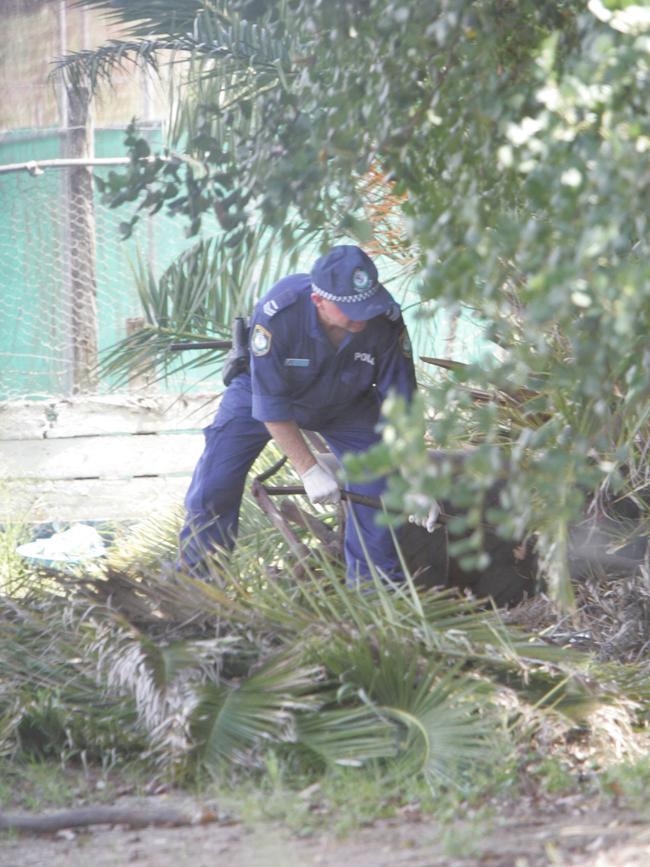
352, 268, 372, 293
310, 245, 398, 321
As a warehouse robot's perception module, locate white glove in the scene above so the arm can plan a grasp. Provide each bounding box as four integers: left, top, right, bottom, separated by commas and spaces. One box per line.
408, 500, 441, 533
300, 461, 341, 505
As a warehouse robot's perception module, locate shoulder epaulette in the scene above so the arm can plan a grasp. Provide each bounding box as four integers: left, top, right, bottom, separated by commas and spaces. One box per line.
261, 287, 301, 319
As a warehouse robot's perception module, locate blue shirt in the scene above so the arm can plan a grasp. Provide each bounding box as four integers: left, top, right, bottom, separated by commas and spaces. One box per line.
249, 274, 416, 429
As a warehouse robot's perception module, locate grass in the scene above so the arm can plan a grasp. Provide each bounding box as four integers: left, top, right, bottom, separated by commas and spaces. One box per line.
524, 755, 578, 795
598, 756, 650, 813
0, 508, 32, 595
161, 756, 503, 838
0, 757, 153, 812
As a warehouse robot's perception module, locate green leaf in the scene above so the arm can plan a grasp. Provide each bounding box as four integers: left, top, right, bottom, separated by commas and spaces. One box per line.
190, 654, 319, 769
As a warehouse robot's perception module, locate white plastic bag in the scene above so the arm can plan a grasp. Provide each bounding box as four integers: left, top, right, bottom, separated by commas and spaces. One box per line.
16, 523, 106, 564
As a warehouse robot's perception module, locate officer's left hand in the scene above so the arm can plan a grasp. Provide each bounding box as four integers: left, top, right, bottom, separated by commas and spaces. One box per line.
408, 500, 441, 533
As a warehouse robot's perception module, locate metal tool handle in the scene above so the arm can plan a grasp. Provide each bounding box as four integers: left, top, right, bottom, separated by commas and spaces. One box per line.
169, 339, 232, 351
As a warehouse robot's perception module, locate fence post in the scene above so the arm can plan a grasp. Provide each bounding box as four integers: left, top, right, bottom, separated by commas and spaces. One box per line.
65, 80, 99, 393
125, 317, 154, 392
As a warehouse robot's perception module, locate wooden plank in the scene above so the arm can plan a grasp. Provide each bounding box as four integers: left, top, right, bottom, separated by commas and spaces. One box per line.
0, 394, 220, 440
1, 432, 204, 480
3, 476, 190, 523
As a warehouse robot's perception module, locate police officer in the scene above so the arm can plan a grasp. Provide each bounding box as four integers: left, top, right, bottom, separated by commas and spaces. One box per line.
179, 244, 417, 586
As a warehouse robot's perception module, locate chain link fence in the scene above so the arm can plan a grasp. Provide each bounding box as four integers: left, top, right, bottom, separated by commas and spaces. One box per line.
0, 131, 225, 401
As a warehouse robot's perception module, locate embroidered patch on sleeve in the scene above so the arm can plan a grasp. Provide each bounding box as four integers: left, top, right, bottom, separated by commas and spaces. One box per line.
252, 323, 272, 356
399, 328, 412, 359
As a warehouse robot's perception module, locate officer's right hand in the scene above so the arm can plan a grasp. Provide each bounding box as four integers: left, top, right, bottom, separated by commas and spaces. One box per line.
300, 461, 341, 505
314, 451, 341, 476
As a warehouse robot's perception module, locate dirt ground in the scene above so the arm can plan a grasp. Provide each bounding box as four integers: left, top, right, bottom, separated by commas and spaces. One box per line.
2, 790, 650, 867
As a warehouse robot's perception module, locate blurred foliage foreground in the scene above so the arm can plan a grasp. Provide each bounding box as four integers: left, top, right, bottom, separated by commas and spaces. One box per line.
2, 496, 650, 793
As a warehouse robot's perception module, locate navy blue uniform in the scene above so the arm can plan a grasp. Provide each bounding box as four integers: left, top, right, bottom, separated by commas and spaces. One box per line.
180, 273, 416, 584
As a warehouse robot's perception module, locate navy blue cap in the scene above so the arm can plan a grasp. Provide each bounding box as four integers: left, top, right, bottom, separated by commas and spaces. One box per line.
310, 245, 396, 321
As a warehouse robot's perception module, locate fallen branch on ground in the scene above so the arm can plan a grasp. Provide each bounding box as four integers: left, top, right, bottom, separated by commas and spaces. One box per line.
0, 805, 220, 835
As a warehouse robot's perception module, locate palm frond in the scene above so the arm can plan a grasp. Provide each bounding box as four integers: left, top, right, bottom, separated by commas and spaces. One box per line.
0, 594, 141, 759
108, 505, 184, 574
190, 653, 320, 769
193, 8, 290, 71
98, 223, 316, 386
53, 40, 165, 94
316, 634, 497, 783
295, 705, 399, 768
382, 674, 496, 785
166, 9, 292, 152
90, 619, 260, 766
59, 4, 288, 104
72, 0, 207, 37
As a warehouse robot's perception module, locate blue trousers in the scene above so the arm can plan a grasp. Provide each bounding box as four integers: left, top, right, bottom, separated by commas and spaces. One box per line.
179, 376, 403, 586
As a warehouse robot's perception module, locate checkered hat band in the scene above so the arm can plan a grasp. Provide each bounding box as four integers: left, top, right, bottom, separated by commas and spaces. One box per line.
312, 282, 378, 303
